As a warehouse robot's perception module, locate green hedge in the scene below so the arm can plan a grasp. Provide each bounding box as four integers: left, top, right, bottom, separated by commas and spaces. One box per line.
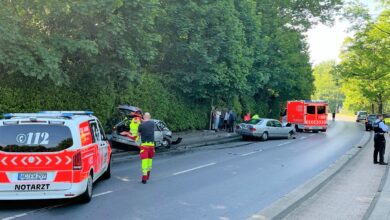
0, 73, 274, 132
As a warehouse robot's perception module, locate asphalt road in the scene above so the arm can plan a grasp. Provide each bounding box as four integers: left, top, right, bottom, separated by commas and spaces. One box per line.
0, 120, 365, 220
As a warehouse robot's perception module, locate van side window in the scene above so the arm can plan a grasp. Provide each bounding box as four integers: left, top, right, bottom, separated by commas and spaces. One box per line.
89, 121, 102, 143
307, 106, 315, 114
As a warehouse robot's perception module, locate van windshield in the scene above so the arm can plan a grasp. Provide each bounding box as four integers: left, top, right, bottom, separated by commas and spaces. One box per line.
0, 125, 73, 153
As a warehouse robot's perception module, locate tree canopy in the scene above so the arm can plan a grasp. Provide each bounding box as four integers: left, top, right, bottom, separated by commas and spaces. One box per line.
337, 2, 390, 113
0, 0, 343, 130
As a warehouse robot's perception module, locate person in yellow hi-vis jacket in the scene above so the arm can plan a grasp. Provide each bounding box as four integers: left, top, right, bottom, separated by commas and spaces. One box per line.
120, 111, 142, 145
137, 112, 155, 184
129, 113, 142, 142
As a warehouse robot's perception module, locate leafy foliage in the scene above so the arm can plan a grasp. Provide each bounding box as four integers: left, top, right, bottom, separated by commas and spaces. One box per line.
312, 60, 344, 113
0, 0, 343, 130
337, 6, 390, 113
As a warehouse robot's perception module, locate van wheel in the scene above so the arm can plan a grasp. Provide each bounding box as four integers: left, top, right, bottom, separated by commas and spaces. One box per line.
79, 174, 93, 203
102, 157, 111, 180
261, 132, 268, 141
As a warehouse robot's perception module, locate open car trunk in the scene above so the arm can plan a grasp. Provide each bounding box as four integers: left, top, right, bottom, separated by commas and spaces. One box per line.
115, 105, 142, 134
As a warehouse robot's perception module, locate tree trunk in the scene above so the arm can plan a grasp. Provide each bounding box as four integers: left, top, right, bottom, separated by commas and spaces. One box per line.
378, 94, 383, 114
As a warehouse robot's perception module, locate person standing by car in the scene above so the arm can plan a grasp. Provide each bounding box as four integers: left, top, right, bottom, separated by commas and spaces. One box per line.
129, 111, 142, 142
224, 110, 230, 131
244, 112, 251, 122
138, 112, 155, 184
120, 111, 142, 144
214, 109, 221, 131
373, 114, 388, 165
228, 110, 236, 133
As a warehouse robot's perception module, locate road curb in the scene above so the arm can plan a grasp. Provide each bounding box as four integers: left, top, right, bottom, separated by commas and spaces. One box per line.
177, 136, 241, 149
249, 131, 372, 220
111, 135, 241, 162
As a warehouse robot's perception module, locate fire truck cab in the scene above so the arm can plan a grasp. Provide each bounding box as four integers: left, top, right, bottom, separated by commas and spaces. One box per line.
0, 111, 112, 203
286, 100, 328, 132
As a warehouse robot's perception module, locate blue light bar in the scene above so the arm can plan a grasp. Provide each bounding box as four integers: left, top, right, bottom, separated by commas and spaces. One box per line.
39, 111, 94, 116
3, 113, 12, 119
304, 100, 328, 103
2, 111, 94, 119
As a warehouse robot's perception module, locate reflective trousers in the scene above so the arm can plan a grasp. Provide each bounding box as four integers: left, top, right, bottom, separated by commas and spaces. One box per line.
140, 143, 155, 181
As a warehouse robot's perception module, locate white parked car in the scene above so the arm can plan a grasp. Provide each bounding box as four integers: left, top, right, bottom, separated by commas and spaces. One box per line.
236, 118, 295, 141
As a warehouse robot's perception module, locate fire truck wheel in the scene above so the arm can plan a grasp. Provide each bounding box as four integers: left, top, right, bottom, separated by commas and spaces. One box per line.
295, 125, 303, 132
261, 132, 268, 141
79, 173, 93, 203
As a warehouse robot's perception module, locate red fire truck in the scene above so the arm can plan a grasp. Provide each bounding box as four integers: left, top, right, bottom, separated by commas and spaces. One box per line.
283, 100, 328, 132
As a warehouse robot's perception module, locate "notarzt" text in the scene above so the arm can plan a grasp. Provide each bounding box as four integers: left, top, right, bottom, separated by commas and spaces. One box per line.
15, 184, 50, 191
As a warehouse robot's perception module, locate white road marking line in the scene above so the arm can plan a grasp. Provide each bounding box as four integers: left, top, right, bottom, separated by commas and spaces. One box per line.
115, 176, 131, 182
241, 152, 256, 156
92, 190, 113, 198
1, 203, 67, 220
173, 162, 217, 176
2, 213, 28, 220
277, 142, 292, 147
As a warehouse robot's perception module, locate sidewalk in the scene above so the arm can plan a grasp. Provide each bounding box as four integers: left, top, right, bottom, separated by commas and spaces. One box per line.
172, 129, 239, 148
369, 145, 390, 219
282, 134, 388, 220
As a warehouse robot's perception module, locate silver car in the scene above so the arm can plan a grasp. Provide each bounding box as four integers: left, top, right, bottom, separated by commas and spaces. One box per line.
110, 105, 175, 149
112, 119, 173, 149
236, 118, 294, 141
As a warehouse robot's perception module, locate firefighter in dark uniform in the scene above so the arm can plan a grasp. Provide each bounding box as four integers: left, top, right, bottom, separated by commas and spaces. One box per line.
138, 112, 155, 184
374, 114, 388, 165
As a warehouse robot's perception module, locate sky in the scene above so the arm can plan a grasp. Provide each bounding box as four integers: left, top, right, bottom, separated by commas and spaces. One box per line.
306, 0, 382, 66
